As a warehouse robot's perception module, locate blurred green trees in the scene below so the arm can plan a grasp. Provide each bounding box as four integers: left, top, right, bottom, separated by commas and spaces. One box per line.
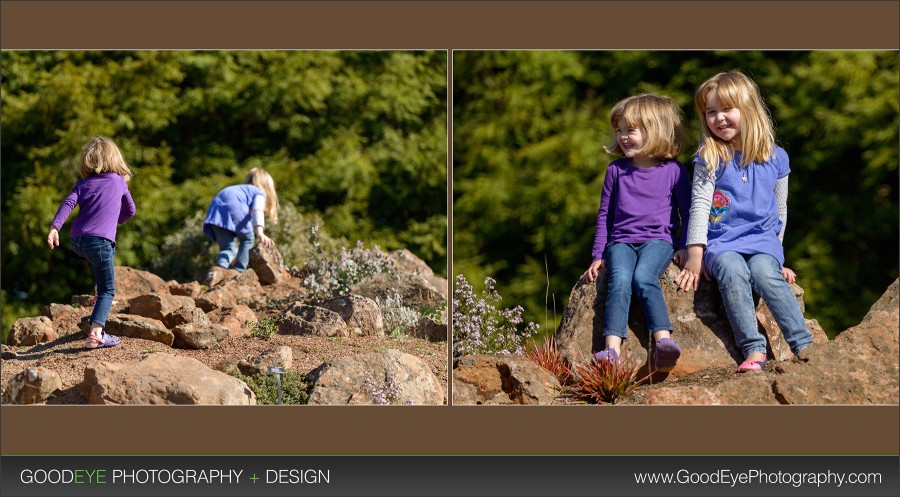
1, 51, 447, 337
453, 51, 898, 338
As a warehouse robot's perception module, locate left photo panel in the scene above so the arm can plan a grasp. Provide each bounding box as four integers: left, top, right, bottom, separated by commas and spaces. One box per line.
1, 51, 449, 405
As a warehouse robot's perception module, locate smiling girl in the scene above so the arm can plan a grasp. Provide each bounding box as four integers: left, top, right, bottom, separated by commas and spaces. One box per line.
582, 93, 691, 372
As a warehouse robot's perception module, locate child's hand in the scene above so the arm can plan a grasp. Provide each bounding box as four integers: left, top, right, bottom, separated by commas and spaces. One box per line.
782, 266, 796, 285
674, 246, 708, 292
47, 228, 59, 249
581, 259, 604, 284
257, 233, 274, 249
673, 249, 687, 266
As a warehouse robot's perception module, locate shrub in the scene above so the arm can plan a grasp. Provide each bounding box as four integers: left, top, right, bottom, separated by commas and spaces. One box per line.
221, 365, 309, 405
452, 274, 539, 358
569, 353, 643, 404
376, 290, 421, 337
302, 224, 394, 299
249, 317, 279, 340
524, 336, 572, 385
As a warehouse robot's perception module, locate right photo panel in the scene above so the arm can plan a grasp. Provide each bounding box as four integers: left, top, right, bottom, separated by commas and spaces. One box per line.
452, 51, 899, 406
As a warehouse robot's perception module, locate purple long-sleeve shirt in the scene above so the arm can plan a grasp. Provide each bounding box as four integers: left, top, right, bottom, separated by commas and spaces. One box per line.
50, 173, 136, 242
592, 158, 691, 261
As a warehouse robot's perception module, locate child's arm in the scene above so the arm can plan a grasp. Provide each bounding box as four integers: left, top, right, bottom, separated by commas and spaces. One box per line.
584, 166, 616, 283
675, 165, 714, 291
775, 175, 788, 243
252, 194, 274, 249
48, 187, 79, 249
672, 164, 692, 265
118, 181, 136, 224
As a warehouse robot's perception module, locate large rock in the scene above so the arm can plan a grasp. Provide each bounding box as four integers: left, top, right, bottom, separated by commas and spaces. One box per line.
81, 353, 256, 405
2, 367, 63, 404
103, 314, 174, 346
556, 263, 827, 376
207, 305, 256, 338
168, 280, 203, 298
7, 316, 58, 346
238, 346, 293, 376
452, 354, 561, 405
249, 245, 291, 285
641, 279, 899, 405
114, 266, 169, 299
128, 293, 197, 322
307, 349, 444, 405
163, 305, 212, 329
172, 323, 229, 349
278, 303, 349, 337
318, 295, 384, 337
410, 316, 447, 342
351, 272, 444, 309
195, 269, 265, 312
42, 303, 90, 337
387, 249, 448, 299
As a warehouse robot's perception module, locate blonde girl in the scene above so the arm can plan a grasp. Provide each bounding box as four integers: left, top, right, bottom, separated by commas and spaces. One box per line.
675, 70, 813, 372
48, 136, 136, 349
203, 167, 278, 274
582, 93, 691, 372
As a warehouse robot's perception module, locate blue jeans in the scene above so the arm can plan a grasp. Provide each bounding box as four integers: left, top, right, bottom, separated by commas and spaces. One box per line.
210, 225, 254, 272
603, 240, 674, 339
711, 251, 813, 357
71, 236, 116, 327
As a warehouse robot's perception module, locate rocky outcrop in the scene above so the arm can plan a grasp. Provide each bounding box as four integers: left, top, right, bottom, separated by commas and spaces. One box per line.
3, 367, 62, 404
172, 323, 229, 349
81, 353, 256, 405
195, 269, 265, 312
387, 249, 449, 299
238, 346, 293, 376
307, 349, 444, 405
278, 303, 349, 337
115, 266, 170, 299
103, 314, 175, 346
207, 305, 256, 337
318, 295, 384, 337
128, 293, 197, 322
352, 272, 445, 309
556, 263, 828, 375
249, 245, 291, 285
7, 316, 58, 346
452, 354, 560, 405
411, 316, 447, 342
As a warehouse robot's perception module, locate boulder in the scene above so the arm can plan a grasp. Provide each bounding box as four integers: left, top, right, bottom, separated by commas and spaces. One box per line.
238, 346, 293, 376
203, 267, 240, 288
278, 303, 349, 337
114, 266, 169, 299
555, 263, 827, 376
163, 305, 212, 329
103, 314, 174, 346
351, 272, 444, 309
207, 305, 257, 338
168, 281, 203, 298
41, 303, 90, 336
81, 353, 256, 405
318, 294, 384, 337
2, 367, 63, 404
195, 269, 265, 312
452, 354, 560, 405
387, 249, 448, 299
128, 293, 197, 322
7, 316, 58, 346
307, 349, 444, 405
172, 323, 229, 349
410, 316, 447, 342
249, 244, 291, 285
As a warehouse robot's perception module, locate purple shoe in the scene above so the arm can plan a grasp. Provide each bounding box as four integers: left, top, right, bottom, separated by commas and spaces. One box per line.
651, 338, 681, 372
593, 348, 620, 365
84, 331, 120, 349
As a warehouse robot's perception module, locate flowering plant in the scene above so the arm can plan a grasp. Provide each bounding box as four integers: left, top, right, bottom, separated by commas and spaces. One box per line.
452, 274, 539, 358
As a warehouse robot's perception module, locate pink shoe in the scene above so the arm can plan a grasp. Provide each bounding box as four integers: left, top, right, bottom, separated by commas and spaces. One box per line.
737, 354, 767, 373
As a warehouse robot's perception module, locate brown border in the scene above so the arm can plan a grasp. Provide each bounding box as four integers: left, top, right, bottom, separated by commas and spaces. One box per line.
1, 1, 898, 49
1, 1, 898, 458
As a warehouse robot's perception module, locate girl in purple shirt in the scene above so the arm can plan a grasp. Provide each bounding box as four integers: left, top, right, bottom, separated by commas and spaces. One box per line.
48, 137, 136, 349
581, 94, 691, 372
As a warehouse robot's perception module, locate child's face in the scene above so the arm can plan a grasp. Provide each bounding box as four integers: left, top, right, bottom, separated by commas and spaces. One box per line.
704, 92, 742, 144
614, 119, 646, 159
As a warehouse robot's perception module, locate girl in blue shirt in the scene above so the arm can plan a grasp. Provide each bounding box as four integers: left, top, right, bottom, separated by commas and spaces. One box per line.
676, 70, 813, 372
204, 168, 279, 273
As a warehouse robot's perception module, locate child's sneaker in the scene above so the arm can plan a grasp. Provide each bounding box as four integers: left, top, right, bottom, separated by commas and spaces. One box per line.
651, 338, 681, 372
593, 348, 620, 365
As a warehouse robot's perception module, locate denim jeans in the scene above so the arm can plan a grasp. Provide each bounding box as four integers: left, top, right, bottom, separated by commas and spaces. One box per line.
602, 240, 674, 339
71, 236, 116, 327
210, 225, 255, 272
710, 251, 813, 357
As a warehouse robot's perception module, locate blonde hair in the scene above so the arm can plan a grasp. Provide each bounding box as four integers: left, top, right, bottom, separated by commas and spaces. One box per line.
80, 136, 132, 181
695, 70, 776, 172
604, 93, 685, 160
245, 167, 279, 224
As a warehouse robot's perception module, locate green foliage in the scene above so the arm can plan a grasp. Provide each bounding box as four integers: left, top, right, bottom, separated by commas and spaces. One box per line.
249, 317, 279, 340
1, 51, 446, 325
221, 365, 309, 405
454, 51, 899, 337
